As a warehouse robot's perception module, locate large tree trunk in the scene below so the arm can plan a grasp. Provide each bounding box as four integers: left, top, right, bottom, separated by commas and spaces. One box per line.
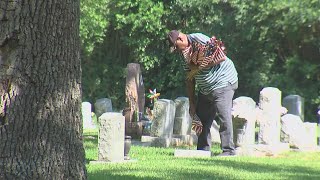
0, 0, 86, 179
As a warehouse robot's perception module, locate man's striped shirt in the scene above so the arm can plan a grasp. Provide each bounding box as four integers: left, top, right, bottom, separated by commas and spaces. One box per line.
183, 33, 238, 95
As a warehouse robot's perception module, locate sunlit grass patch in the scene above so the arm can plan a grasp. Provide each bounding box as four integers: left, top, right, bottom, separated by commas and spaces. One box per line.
84, 130, 320, 180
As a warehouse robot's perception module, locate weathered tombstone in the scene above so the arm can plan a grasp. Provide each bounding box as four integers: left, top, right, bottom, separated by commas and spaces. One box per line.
210, 121, 221, 144
82, 102, 96, 129
304, 122, 318, 148
124, 63, 145, 123
235, 89, 291, 157
150, 137, 171, 148
173, 97, 192, 135
282, 95, 305, 121
258, 87, 282, 145
94, 98, 112, 119
150, 99, 175, 139
281, 114, 318, 150
232, 96, 256, 147
124, 63, 145, 138
98, 113, 125, 162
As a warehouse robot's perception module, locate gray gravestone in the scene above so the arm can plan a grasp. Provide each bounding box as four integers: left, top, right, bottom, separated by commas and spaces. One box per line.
173, 97, 192, 135
258, 87, 282, 145
82, 102, 96, 129
150, 99, 175, 138
94, 98, 112, 118
232, 96, 256, 147
150, 137, 171, 148
98, 113, 125, 162
282, 95, 305, 121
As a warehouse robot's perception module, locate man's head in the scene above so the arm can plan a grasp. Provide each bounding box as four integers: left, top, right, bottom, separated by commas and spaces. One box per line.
167, 30, 189, 52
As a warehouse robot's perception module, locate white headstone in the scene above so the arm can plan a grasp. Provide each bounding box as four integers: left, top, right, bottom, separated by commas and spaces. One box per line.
82, 102, 96, 129
258, 87, 282, 145
150, 99, 175, 138
281, 114, 318, 150
173, 97, 192, 135
232, 96, 256, 147
304, 122, 318, 148
98, 113, 125, 162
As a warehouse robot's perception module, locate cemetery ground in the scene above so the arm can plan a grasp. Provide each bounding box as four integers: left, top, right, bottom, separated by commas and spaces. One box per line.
84, 129, 320, 180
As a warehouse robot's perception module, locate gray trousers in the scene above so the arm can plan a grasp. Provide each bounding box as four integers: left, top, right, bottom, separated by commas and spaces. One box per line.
196, 82, 238, 152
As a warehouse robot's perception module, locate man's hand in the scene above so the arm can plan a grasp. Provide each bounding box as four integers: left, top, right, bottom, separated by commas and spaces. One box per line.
191, 114, 203, 135
186, 64, 200, 80
186, 78, 201, 134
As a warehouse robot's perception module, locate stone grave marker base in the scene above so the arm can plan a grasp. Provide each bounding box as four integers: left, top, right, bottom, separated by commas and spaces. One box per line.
125, 121, 144, 139
90, 159, 138, 164
174, 150, 211, 158
140, 134, 198, 147
290, 146, 320, 152
235, 143, 290, 157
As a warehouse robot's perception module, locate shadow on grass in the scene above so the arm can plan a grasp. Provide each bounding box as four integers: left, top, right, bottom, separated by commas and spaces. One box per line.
87, 155, 320, 180
88, 173, 164, 180
88, 167, 235, 180
193, 158, 320, 179
84, 134, 98, 163
84, 134, 98, 146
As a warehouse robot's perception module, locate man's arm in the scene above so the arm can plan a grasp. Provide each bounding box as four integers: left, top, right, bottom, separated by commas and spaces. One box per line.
186, 77, 203, 135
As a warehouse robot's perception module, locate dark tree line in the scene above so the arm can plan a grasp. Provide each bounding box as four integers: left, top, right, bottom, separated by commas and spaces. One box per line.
81, 0, 320, 121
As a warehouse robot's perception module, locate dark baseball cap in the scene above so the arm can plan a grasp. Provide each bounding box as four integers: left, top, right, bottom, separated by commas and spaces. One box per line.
167, 30, 179, 52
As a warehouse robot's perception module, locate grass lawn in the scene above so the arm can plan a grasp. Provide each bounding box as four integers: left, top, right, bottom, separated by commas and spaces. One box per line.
84, 129, 320, 180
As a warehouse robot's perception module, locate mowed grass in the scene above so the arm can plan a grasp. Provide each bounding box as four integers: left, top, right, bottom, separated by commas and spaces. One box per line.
84, 130, 320, 180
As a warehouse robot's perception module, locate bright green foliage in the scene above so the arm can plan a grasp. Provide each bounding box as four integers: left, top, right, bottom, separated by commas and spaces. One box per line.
80, 0, 110, 54
113, 0, 167, 70
80, 0, 320, 120
226, 0, 320, 119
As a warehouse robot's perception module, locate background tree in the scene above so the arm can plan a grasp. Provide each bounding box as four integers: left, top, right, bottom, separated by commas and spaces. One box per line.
80, 0, 110, 55
0, 0, 86, 179
81, 0, 319, 121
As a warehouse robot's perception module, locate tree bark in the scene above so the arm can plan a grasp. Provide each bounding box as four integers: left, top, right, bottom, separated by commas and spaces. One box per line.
0, 0, 87, 179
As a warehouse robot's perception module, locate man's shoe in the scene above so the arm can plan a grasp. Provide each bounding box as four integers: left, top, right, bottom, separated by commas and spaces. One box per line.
216, 151, 236, 157
197, 146, 211, 151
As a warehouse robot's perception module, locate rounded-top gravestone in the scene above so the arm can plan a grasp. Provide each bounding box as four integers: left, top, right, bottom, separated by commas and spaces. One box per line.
282, 95, 304, 121
82, 102, 96, 129
94, 98, 113, 119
